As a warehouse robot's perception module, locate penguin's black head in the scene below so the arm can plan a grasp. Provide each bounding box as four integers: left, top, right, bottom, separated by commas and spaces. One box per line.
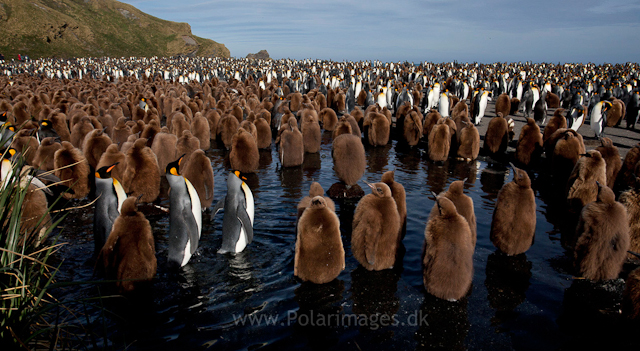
166, 154, 186, 176
2, 148, 16, 160
0, 111, 6, 123
95, 162, 119, 179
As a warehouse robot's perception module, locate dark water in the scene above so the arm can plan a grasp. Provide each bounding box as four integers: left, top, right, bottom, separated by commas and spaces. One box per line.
51, 132, 639, 350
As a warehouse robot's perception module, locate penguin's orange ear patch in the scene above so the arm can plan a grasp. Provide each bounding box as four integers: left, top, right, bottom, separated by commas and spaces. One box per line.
170, 167, 179, 176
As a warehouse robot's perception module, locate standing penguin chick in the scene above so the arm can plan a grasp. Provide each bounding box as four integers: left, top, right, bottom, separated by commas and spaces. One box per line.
364, 112, 390, 146
122, 138, 160, 203
574, 182, 629, 280
457, 121, 480, 161
301, 111, 322, 153
430, 180, 477, 246
166, 156, 202, 268
483, 112, 510, 155
96, 144, 126, 183
332, 134, 366, 186
490, 163, 536, 255
279, 117, 304, 167
151, 129, 178, 175
182, 149, 214, 209
295, 196, 345, 284
54, 141, 90, 199
423, 195, 474, 301
428, 118, 451, 162
32, 137, 61, 172
515, 118, 543, 166
297, 182, 335, 220
94, 163, 127, 257
595, 137, 622, 189
214, 171, 254, 254
566, 150, 607, 210
230, 128, 260, 173
494, 93, 511, 118
101, 196, 156, 294
381, 170, 406, 235
351, 182, 401, 271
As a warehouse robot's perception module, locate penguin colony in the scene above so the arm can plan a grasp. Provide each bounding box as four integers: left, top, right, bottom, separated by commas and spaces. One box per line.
1, 58, 640, 317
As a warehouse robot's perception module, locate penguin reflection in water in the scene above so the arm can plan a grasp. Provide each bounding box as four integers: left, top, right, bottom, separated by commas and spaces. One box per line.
166, 155, 202, 268
214, 171, 254, 254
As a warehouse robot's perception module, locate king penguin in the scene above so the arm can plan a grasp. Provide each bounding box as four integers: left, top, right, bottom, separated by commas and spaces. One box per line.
94, 162, 127, 257
214, 171, 254, 254
590, 101, 612, 138
166, 155, 202, 268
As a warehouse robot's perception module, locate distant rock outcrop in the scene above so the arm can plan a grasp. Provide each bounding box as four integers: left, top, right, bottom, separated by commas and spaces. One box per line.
0, 0, 229, 59
246, 50, 270, 60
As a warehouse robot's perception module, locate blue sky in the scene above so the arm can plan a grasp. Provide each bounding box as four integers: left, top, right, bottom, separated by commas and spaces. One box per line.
119, 0, 640, 63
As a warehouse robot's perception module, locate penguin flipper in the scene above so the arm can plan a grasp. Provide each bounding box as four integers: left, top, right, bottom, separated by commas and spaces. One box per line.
237, 202, 254, 244
213, 197, 225, 215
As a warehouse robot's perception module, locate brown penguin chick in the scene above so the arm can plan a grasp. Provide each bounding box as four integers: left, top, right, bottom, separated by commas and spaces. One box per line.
364, 112, 390, 146
616, 143, 640, 190
510, 98, 520, 115
205, 109, 221, 139
319, 107, 338, 131
357, 89, 368, 106
140, 119, 161, 147
595, 137, 622, 189
217, 114, 240, 150
483, 112, 509, 155
566, 150, 607, 210
101, 196, 157, 294
542, 108, 567, 143
332, 133, 366, 186
295, 196, 345, 284
182, 149, 214, 209
20, 182, 51, 246
457, 121, 480, 161
550, 129, 585, 181
350, 106, 364, 126
515, 118, 543, 166
451, 101, 468, 121
301, 111, 322, 153
190, 113, 210, 151
32, 137, 61, 172
422, 110, 442, 138
176, 130, 201, 169
297, 182, 336, 220
122, 138, 160, 203
403, 111, 423, 146
344, 113, 362, 137
490, 163, 536, 255
619, 178, 640, 260
240, 120, 258, 142
430, 180, 477, 247
332, 116, 353, 139
12, 100, 29, 125
112, 117, 132, 147
96, 144, 126, 182
279, 117, 304, 167
230, 128, 260, 173
70, 116, 96, 149
494, 93, 511, 118
289, 92, 303, 113
255, 117, 272, 149
82, 128, 112, 170
54, 141, 90, 199
423, 195, 474, 301
170, 112, 190, 138
10, 129, 39, 166
352, 182, 401, 271
428, 118, 451, 162
49, 112, 71, 142
605, 99, 625, 127
574, 182, 629, 281
545, 92, 560, 108
150, 130, 177, 175
623, 267, 640, 320
381, 170, 406, 235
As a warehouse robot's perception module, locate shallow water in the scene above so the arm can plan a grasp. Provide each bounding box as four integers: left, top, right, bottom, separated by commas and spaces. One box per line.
51, 131, 639, 350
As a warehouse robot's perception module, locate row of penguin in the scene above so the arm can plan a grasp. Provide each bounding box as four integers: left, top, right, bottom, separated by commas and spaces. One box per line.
1, 56, 640, 316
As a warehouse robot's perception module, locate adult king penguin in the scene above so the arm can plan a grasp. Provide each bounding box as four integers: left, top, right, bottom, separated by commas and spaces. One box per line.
166, 155, 202, 268
94, 162, 127, 257
214, 171, 254, 254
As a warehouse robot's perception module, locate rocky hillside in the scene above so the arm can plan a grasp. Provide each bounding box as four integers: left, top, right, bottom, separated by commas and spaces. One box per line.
0, 0, 229, 59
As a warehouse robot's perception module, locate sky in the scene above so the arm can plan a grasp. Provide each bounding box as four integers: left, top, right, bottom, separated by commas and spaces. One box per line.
119, 0, 640, 64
